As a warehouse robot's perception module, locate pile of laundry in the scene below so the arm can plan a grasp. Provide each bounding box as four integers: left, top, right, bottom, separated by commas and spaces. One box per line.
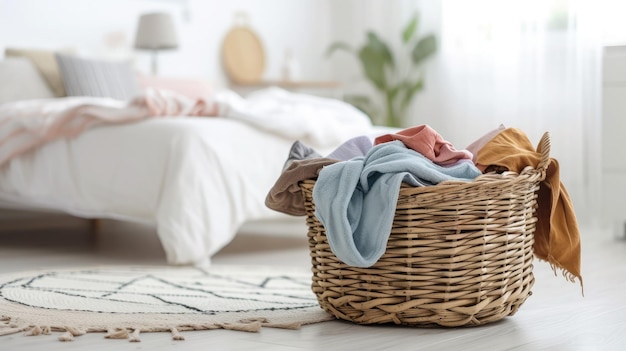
265, 124, 582, 288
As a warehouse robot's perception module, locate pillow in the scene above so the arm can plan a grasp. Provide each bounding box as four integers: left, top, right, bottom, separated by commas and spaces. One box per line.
0, 57, 56, 104
55, 54, 140, 101
5, 47, 70, 97
136, 74, 213, 100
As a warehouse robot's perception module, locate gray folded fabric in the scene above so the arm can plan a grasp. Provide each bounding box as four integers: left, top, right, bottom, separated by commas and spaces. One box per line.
265, 157, 338, 216
283, 140, 321, 171
326, 135, 372, 161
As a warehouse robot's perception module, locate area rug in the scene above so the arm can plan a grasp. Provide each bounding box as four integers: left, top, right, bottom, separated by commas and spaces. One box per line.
0, 265, 334, 342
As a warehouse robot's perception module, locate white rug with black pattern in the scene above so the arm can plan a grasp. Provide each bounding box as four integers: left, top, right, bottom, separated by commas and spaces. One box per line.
0, 265, 334, 342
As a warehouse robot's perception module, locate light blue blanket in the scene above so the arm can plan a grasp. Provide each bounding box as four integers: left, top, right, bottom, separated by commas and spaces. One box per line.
313, 141, 482, 267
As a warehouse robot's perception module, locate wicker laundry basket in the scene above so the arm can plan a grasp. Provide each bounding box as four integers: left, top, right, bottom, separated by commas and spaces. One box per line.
300, 132, 551, 327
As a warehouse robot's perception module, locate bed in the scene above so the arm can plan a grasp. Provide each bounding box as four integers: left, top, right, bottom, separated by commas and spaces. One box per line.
0, 55, 376, 266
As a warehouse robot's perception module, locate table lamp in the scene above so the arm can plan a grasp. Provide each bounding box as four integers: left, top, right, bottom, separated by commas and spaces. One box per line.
134, 12, 178, 75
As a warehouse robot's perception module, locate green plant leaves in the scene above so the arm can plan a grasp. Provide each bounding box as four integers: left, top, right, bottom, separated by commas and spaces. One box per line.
412, 34, 437, 64
366, 32, 395, 68
356, 32, 396, 91
358, 46, 387, 91
325, 42, 354, 57
324, 12, 437, 127
400, 78, 424, 111
402, 14, 418, 44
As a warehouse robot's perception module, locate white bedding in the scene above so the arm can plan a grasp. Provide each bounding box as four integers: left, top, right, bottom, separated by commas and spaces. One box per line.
0, 89, 376, 266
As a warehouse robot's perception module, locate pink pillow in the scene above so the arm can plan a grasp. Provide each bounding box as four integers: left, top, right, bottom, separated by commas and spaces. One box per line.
136, 74, 213, 100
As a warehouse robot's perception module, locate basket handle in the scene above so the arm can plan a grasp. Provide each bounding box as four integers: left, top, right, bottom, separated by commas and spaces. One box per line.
536, 131, 551, 174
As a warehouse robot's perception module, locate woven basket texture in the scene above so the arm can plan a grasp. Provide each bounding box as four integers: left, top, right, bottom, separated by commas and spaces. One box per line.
301, 132, 551, 327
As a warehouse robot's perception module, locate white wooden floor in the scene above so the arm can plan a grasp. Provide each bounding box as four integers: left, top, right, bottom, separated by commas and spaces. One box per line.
0, 215, 625, 350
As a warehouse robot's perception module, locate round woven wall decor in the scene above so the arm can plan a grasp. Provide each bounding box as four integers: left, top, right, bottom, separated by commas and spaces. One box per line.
221, 21, 265, 83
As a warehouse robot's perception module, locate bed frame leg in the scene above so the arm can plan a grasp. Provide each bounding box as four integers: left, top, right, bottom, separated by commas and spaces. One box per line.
89, 219, 101, 245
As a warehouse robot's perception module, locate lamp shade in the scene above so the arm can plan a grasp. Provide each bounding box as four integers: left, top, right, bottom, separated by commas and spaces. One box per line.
134, 13, 179, 50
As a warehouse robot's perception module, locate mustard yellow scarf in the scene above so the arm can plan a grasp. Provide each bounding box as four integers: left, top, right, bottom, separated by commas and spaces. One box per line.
475, 128, 582, 288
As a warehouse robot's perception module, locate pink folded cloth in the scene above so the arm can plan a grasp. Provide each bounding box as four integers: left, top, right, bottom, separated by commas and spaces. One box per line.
137, 74, 214, 100
374, 125, 472, 166
0, 88, 217, 167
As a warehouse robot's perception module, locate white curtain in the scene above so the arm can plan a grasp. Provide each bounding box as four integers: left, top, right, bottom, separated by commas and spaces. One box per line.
407, 0, 605, 226
327, 0, 605, 226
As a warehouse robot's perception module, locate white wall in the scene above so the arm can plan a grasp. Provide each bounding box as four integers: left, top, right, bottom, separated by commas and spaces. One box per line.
0, 0, 334, 89
0, 0, 606, 225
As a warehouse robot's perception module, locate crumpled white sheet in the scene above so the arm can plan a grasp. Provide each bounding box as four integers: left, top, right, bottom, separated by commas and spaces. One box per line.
0, 89, 375, 266
214, 87, 373, 148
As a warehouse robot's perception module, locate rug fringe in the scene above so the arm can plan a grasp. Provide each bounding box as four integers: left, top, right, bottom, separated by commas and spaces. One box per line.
58, 331, 74, 342
128, 328, 141, 342
22, 325, 53, 337
105, 328, 130, 339
0, 326, 27, 337
263, 321, 304, 330
0, 314, 332, 342
220, 321, 263, 332
170, 327, 185, 341
66, 326, 86, 337
0, 316, 26, 336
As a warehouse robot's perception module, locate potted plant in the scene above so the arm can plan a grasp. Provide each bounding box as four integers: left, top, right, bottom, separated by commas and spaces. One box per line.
326, 13, 437, 127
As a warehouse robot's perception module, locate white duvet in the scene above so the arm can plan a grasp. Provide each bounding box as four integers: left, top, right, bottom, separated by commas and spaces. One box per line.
0, 88, 374, 265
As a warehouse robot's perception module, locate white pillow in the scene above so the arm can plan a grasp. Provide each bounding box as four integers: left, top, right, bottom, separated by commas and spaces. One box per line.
55, 54, 140, 101
5, 48, 70, 97
0, 57, 56, 104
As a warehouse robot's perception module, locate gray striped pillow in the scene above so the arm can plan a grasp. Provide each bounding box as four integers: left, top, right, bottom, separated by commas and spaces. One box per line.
55, 54, 140, 101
